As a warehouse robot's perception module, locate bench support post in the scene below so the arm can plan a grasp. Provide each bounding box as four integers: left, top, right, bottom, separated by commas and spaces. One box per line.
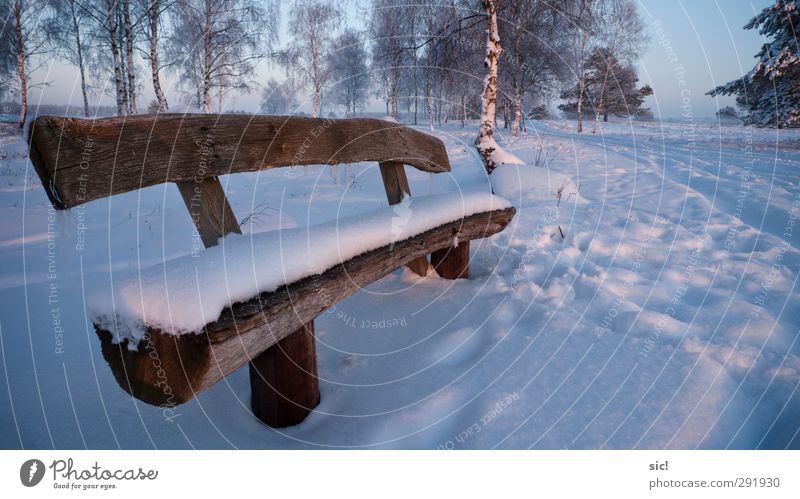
431, 242, 470, 279
176, 177, 242, 246
379, 161, 430, 277
249, 322, 320, 427
175, 177, 320, 427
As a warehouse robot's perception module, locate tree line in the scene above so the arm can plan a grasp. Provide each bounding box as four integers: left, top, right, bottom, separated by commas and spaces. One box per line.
0, 0, 653, 129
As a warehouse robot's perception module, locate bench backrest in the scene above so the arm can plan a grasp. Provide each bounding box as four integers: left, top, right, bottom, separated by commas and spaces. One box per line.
27, 114, 451, 209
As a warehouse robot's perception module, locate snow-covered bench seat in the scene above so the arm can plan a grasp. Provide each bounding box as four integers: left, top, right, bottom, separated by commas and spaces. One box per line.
28, 114, 516, 427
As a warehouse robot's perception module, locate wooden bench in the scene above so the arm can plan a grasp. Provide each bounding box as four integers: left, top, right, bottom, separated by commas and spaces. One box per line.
28, 114, 516, 427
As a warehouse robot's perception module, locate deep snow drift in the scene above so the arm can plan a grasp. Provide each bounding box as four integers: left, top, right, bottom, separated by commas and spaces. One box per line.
0, 119, 798, 449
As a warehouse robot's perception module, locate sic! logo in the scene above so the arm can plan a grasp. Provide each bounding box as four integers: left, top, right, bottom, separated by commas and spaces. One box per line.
20, 459, 45, 487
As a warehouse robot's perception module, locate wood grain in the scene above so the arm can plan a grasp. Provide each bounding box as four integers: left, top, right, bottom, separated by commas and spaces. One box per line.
249, 322, 320, 427
174, 170, 318, 427
431, 241, 471, 279
95, 207, 516, 406
175, 177, 241, 248
27, 114, 451, 209
379, 160, 430, 277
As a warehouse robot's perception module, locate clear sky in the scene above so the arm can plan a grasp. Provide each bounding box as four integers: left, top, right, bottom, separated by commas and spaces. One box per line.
24, 0, 774, 119
636, 0, 772, 119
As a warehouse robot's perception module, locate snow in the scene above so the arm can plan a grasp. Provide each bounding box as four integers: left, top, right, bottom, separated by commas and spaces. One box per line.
91, 191, 511, 341
490, 163, 581, 205
1, 119, 800, 449
475, 135, 525, 167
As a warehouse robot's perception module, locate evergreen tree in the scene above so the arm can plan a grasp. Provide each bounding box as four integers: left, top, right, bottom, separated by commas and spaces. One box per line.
559, 47, 652, 121
707, 0, 800, 128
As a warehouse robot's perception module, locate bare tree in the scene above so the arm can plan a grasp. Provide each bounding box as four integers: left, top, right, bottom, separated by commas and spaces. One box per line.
49, 0, 95, 117
73, 0, 128, 115
589, 0, 646, 131
260, 77, 298, 115
329, 29, 369, 116
121, 0, 138, 112
0, 0, 52, 127
564, 0, 603, 133
105, 0, 128, 114
137, 0, 171, 111
283, 0, 341, 118
498, 0, 569, 136
170, 0, 277, 113
68, 0, 132, 115
369, 0, 405, 119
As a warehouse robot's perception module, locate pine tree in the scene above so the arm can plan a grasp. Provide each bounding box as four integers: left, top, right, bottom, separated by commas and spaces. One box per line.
707, 0, 800, 128
558, 47, 652, 121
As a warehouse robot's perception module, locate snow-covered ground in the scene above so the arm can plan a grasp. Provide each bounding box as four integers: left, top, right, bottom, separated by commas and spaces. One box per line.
1, 118, 798, 449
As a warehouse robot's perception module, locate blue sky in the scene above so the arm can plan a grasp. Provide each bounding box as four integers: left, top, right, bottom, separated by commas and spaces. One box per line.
26, 0, 773, 119
636, 0, 772, 118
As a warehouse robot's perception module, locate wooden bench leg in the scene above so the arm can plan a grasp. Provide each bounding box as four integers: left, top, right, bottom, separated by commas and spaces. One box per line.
249, 321, 320, 427
431, 241, 470, 279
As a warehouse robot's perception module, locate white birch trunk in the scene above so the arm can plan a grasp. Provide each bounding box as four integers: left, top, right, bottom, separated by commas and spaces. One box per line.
106, 0, 126, 115
123, 0, 137, 114
512, 95, 522, 136
462, 93, 467, 128
13, 0, 26, 128
150, 0, 168, 111
202, 3, 212, 114
475, 0, 502, 174
312, 85, 320, 118
425, 82, 434, 131
67, 1, 90, 117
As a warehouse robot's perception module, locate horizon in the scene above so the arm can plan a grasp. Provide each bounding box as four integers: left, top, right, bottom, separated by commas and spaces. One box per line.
12, 0, 774, 120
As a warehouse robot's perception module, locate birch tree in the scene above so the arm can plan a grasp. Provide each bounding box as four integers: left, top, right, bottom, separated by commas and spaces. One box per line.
50, 0, 94, 117
283, 0, 341, 118
498, 0, 568, 136
70, 0, 130, 115
121, 0, 138, 113
369, 0, 405, 119
260, 77, 298, 115
138, 0, 170, 111
329, 29, 369, 116
565, 0, 603, 133
76, 0, 128, 115
170, 0, 277, 113
475, 0, 513, 173
0, 0, 51, 127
